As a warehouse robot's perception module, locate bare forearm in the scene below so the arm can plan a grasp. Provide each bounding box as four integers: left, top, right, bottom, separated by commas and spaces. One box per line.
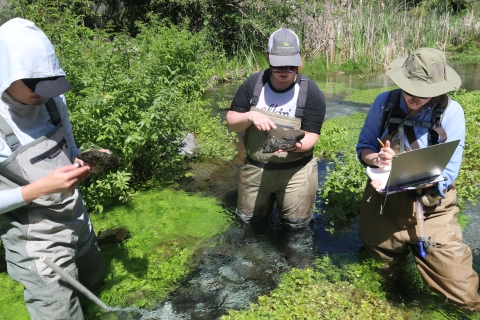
295, 132, 318, 152
226, 110, 253, 133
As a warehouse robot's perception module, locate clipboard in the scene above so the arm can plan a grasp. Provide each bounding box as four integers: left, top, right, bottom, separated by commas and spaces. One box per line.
366, 139, 460, 194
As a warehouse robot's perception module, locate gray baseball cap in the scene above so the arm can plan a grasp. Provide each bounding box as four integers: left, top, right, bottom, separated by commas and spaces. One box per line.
267, 28, 302, 67
386, 48, 461, 98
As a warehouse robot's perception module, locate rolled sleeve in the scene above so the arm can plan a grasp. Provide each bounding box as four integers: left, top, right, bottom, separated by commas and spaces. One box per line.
356, 92, 389, 166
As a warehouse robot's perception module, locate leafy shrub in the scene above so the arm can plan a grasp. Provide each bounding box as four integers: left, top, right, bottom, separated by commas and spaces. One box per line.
10, 0, 237, 211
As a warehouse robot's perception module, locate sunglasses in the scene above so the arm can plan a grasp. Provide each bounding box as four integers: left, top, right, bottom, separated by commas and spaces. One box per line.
270, 66, 298, 73
404, 91, 430, 100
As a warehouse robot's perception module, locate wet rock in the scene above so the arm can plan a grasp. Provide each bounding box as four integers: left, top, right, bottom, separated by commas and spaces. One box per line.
76, 149, 124, 172
97, 227, 131, 245
262, 128, 305, 153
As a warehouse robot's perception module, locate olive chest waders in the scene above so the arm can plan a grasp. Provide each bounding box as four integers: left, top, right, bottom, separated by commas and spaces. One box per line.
0, 99, 105, 319
236, 73, 318, 228
359, 91, 480, 306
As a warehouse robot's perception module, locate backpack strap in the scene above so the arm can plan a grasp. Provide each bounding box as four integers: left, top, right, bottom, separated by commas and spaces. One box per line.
381, 89, 451, 151
428, 97, 449, 145
294, 76, 309, 118
381, 89, 401, 132
45, 98, 61, 126
0, 98, 61, 151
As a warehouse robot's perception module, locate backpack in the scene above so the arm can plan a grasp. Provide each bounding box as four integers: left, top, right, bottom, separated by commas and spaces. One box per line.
249, 69, 309, 117
380, 89, 448, 150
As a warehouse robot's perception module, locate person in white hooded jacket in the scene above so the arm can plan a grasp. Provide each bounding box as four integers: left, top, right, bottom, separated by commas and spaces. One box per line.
0, 18, 106, 319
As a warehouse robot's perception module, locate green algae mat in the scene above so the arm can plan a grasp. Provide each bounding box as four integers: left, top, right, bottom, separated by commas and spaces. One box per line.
0, 187, 232, 319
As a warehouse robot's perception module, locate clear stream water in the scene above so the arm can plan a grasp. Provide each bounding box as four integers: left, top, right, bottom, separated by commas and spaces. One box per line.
120, 63, 480, 320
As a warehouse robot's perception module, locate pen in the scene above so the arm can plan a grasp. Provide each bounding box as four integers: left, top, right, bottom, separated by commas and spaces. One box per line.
377, 138, 385, 148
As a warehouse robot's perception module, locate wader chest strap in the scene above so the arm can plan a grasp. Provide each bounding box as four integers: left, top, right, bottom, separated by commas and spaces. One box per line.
0, 116, 20, 151
250, 70, 266, 108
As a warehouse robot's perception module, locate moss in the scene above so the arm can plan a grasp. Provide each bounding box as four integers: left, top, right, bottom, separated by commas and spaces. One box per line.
0, 273, 29, 319
86, 188, 232, 314
0, 188, 232, 318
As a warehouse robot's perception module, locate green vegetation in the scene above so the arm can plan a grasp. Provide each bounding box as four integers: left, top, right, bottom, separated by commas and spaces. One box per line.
5, 0, 241, 213
344, 86, 399, 104
0, 188, 232, 318
0, 0, 479, 319
222, 254, 479, 319
450, 90, 480, 204
314, 114, 367, 226
0, 273, 29, 319
86, 188, 231, 313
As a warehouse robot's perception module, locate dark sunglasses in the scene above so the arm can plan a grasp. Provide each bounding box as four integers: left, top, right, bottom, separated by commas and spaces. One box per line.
270, 66, 298, 73
404, 91, 430, 100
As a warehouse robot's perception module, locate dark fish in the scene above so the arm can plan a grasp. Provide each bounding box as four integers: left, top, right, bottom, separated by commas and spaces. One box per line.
76, 149, 124, 172
262, 129, 305, 153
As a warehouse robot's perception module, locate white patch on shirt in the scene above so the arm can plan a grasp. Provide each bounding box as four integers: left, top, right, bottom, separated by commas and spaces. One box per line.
254, 83, 300, 117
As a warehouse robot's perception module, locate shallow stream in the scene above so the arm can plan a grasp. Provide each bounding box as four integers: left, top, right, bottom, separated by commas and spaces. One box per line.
136, 63, 480, 319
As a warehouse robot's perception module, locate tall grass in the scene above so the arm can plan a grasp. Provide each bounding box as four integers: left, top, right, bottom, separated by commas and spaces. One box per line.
282, 0, 480, 73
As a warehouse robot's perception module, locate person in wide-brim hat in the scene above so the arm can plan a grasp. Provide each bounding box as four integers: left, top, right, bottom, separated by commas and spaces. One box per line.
386, 47, 461, 98
356, 47, 480, 308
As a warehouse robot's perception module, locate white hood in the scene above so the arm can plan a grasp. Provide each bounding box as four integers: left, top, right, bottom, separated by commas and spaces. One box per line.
0, 18, 78, 162
0, 18, 67, 96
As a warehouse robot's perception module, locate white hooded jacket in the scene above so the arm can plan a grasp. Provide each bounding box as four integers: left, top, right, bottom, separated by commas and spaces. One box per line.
0, 18, 80, 213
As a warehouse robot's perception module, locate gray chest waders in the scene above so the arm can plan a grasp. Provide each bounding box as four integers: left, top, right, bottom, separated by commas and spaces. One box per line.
0, 99, 89, 288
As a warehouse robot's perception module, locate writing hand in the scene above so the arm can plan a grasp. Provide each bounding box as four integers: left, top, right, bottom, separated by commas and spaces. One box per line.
370, 179, 385, 193
376, 140, 395, 168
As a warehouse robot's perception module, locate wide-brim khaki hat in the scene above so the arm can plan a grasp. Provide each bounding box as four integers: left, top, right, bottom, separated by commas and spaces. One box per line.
386, 48, 461, 98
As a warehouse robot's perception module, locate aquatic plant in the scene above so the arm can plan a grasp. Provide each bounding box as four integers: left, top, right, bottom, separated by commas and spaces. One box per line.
82, 188, 232, 315
0, 273, 29, 319
222, 254, 480, 319
450, 90, 480, 203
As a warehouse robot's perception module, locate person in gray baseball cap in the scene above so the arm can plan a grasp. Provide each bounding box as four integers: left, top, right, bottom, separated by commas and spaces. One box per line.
356, 47, 480, 307
226, 28, 326, 232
